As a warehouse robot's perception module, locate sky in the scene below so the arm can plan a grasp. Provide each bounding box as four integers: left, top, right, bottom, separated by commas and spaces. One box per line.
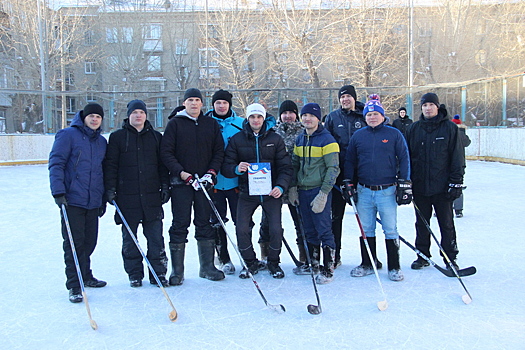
0, 160, 524, 349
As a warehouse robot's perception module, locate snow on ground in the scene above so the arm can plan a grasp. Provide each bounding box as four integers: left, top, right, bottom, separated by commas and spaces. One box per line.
0, 160, 523, 349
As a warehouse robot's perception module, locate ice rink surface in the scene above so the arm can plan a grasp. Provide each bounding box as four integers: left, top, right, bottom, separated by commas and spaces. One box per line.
0, 160, 523, 349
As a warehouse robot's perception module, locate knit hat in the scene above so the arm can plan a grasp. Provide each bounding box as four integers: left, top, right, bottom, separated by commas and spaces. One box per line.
452, 114, 462, 124
184, 88, 203, 101
338, 85, 357, 101
362, 94, 385, 117
420, 92, 440, 107
398, 107, 407, 113
127, 99, 147, 117
300, 103, 322, 120
279, 100, 298, 117
212, 89, 233, 106
246, 103, 266, 118
82, 103, 104, 121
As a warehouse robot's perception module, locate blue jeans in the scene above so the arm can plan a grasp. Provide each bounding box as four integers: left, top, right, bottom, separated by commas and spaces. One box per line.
356, 185, 398, 239
298, 187, 335, 249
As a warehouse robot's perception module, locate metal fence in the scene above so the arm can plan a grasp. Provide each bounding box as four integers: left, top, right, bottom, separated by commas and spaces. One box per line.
1, 73, 524, 133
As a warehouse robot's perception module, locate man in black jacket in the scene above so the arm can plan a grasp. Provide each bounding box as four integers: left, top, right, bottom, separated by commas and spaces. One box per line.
222, 103, 293, 279
324, 85, 367, 268
161, 88, 226, 286
406, 93, 465, 271
105, 100, 170, 288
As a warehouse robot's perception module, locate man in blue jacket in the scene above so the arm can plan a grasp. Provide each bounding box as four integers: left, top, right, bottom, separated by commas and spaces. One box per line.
205, 89, 244, 275
49, 103, 107, 303
343, 95, 411, 282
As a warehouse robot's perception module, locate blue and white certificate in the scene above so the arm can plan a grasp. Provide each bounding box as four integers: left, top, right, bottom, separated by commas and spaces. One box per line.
248, 163, 272, 196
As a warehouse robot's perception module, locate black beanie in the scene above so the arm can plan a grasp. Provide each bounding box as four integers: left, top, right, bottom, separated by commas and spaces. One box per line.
420, 93, 440, 107
339, 85, 357, 100
398, 107, 407, 112
82, 103, 104, 121
212, 89, 232, 106
127, 99, 147, 117
184, 88, 203, 101
279, 100, 298, 118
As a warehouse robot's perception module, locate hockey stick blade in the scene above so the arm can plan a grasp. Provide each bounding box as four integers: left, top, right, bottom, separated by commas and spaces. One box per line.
434, 264, 477, 278
377, 300, 389, 311
307, 304, 321, 315
462, 294, 473, 305
268, 303, 286, 314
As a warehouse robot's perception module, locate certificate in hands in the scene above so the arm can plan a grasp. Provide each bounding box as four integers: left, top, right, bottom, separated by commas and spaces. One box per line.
248, 163, 272, 196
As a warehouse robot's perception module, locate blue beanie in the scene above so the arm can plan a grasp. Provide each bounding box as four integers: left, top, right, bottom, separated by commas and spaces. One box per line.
127, 99, 147, 117
363, 94, 385, 117
300, 103, 322, 120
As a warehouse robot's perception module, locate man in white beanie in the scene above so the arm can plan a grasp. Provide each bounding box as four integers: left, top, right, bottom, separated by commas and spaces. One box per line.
221, 103, 293, 279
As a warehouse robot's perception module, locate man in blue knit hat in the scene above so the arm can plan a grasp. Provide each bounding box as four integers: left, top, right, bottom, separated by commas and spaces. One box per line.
343, 95, 411, 281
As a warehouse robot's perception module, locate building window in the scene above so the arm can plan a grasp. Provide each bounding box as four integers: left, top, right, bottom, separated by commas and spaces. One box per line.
122, 27, 133, 43
67, 97, 76, 113
85, 30, 95, 45
66, 72, 74, 85
147, 56, 161, 71
106, 28, 118, 43
85, 61, 96, 74
199, 48, 219, 68
176, 39, 188, 55
143, 24, 161, 40
86, 92, 96, 102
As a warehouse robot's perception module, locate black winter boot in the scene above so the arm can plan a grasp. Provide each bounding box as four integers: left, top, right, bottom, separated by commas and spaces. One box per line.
351, 237, 382, 277
198, 240, 225, 281
386, 239, 404, 281
297, 242, 307, 264
316, 246, 335, 284
169, 243, 185, 286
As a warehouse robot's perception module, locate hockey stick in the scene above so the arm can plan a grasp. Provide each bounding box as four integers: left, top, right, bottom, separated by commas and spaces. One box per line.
61, 204, 98, 330
195, 175, 285, 314
294, 205, 322, 315
282, 236, 303, 267
412, 201, 473, 304
113, 201, 178, 322
348, 197, 389, 311
374, 218, 476, 277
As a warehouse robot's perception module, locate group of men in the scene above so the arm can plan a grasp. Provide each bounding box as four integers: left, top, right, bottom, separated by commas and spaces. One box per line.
49, 85, 466, 303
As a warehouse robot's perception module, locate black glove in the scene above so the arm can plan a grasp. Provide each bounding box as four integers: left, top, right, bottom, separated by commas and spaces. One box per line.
98, 203, 106, 218
54, 194, 68, 208
342, 179, 357, 205
161, 185, 171, 204
396, 179, 413, 205
106, 188, 116, 205
446, 183, 463, 201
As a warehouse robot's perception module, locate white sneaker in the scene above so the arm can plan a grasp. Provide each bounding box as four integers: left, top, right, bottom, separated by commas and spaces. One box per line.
388, 269, 404, 281
222, 261, 235, 275
350, 265, 374, 277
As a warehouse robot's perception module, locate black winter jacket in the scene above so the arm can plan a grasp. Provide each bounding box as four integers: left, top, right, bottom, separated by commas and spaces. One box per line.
221, 119, 293, 195
406, 107, 464, 197
392, 116, 413, 139
160, 109, 224, 186
324, 101, 366, 183
104, 119, 169, 222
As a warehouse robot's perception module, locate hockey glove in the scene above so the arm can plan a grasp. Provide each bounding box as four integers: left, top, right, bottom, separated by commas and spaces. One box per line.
446, 183, 464, 201
287, 186, 299, 206
396, 179, 413, 205
199, 170, 217, 191
311, 191, 328, 214
161, 184, 171, 204
54, 194, 68, 208
185, 175, 200, 191
106, 188, 116, 205
98, 203, 106, 218
342, 179, 357, 205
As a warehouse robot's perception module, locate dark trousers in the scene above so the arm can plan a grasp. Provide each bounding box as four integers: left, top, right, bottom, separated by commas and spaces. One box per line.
60, 206, 99, 290
330, 187, 347, 260
169, 185, 214, 244
121, 218, 167, 281
259, 204, 303, 247
211, 188, 239, 263
299, 188, 335, 249
236, 194, 283, 263
413, 193, 459, 261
